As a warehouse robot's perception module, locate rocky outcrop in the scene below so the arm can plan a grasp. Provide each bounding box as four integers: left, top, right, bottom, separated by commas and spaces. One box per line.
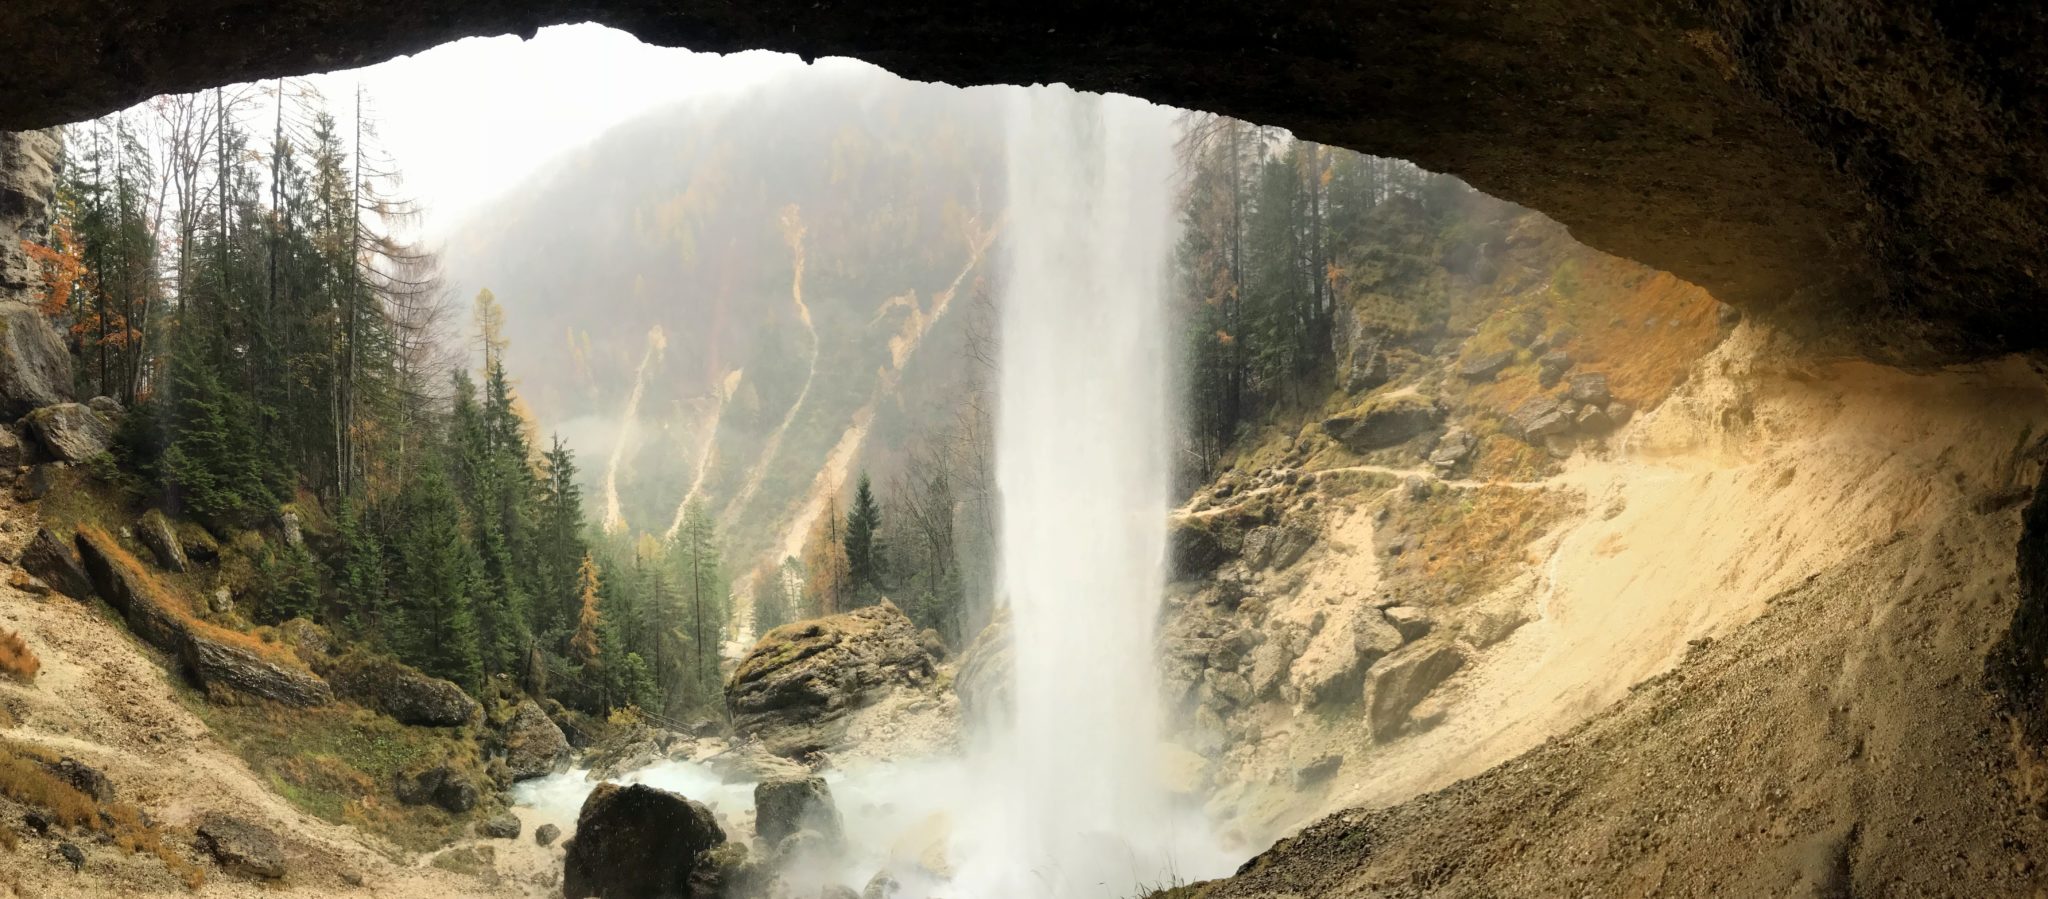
194, 813, 286, 879
24, 403, 111, 462
21, 527, 90, 599
1168, 516, 1233, 580
1242, 524, 1315, 571
75, 527, 194, 651
726, 600, 939, 757
1364, 643, 1469, 741
754, 775, 844, 846
325, 651, 479, 726
563, 783, 726, 899
75, 527, 332, 707
0, 130, 74, 420
182, 633, 334, 707
500, 699, 569, 780
1323, 394, 1443, 452
136, 510, 190, 573
1295, 613, 1405, 708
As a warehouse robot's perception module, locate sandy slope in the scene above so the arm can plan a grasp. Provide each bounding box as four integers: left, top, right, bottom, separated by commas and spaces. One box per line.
0, 500, 554, 897
1211, 326, 2048, 857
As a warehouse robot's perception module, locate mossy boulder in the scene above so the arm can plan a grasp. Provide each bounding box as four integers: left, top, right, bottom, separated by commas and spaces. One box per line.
324, 650, 479, 727
725, 600, 937, 758
1323, 393, 1444, 452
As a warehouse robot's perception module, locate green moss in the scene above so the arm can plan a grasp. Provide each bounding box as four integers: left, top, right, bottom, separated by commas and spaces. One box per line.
186, 696, 486, 854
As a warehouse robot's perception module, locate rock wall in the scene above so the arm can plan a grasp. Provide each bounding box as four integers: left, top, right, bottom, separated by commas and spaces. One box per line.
0, 129, 73, 417
2, 3, 2045, 363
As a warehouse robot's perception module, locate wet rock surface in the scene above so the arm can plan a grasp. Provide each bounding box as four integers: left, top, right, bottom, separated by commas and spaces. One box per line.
500, 699, 570, 780
563, 782, 726, 899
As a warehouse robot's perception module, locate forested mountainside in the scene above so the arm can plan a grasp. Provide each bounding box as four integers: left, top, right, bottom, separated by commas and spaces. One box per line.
443, 69, 1002, 632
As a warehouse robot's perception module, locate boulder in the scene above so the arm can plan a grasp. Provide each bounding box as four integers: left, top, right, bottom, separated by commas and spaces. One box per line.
1607, 401, 1635, 426
1574, 404, 1612, 431
1537, 349, 1574, 388
1364, 643, 1470, 741
1294, 753, 1343, 787
1464, 603, 1531, 648
275, 509, 304, 548
534, 822, 561, 847
1167, 516, 1231, 580
1323, 394, 1443, 452
1242, 523, 1316, 571
1382, 606, 1435, 642
1566, 371, 1612, 406
953, 609, 1013, 722
0, 304, 74, 420
395, 765, 479, 813
23, 403, 110, 462
1292, 613, 1404, 708
1427, 427, 1477, 470
326, 651, 479, 727
479, 811, 521, 839
85, 395, 121, 416
501, 699, 570, 780
1457, 348, 1515, 382
725, 600, 939, 757
1505, 395, 1573, 444
42, 757, 114, 803
563, 783, 726, 899
182, 632, 334, 708
136, 509, 189, 573
754, 775, 844, 846
21, 527, 89, 599
194, 813, 286, 879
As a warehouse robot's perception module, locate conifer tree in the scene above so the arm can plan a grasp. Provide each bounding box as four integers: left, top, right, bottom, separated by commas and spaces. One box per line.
388, 463, 483, 691
844, 474, 884, 605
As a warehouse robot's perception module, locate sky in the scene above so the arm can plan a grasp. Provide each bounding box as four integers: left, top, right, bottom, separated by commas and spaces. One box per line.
282, 23, 812, 238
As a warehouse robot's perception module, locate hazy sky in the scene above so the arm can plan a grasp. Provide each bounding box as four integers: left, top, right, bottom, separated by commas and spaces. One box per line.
285, 23, 812, 238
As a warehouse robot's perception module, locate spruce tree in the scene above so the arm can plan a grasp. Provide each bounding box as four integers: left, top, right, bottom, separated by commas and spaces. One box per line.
844, 473, 884, 605
388, 463, 484, 691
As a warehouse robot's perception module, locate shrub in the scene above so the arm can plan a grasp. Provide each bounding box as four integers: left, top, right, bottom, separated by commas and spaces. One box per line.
0, 628, 37, 682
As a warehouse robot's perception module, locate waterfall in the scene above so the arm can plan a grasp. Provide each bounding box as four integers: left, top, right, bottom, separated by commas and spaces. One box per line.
953, 85, 1221, 898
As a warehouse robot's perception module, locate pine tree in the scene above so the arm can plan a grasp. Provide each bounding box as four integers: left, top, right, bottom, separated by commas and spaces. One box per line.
844, 473, 884, 605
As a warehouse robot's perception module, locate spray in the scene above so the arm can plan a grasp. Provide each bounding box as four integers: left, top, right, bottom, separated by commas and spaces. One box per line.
951, 85, 1228, 897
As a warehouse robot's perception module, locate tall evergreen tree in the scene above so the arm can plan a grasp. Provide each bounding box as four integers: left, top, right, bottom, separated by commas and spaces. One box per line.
844, 474, 884, 604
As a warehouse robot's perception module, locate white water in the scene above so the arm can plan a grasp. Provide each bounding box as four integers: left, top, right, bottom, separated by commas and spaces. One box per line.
515, 86, 1228, 898
949, 85, 1227, 897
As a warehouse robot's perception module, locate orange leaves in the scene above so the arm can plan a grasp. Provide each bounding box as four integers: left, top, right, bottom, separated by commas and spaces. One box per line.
0, 627, 37, 682
22, 220, 85, 317
569, 554, 604, 666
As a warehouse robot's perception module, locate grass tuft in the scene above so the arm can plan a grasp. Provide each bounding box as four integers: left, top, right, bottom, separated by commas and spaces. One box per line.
0, 628, 38, 682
